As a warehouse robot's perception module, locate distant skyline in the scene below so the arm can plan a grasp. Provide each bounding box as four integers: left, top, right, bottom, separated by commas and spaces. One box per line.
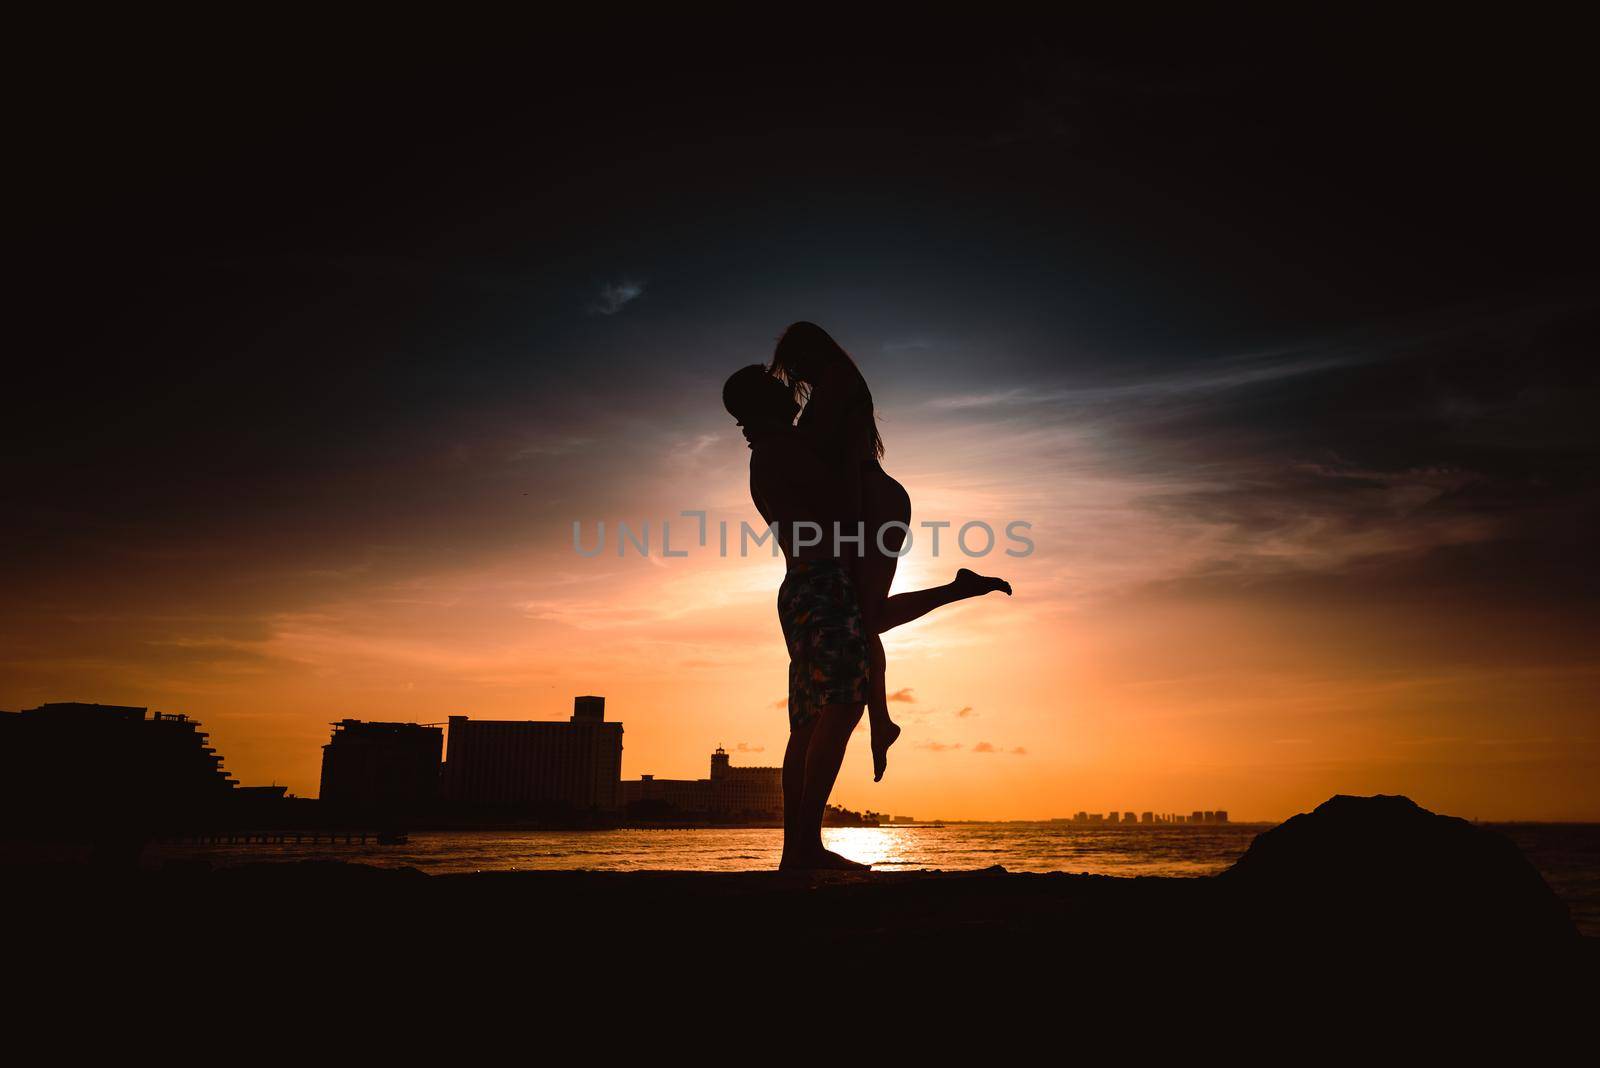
8, 15, 1598, 820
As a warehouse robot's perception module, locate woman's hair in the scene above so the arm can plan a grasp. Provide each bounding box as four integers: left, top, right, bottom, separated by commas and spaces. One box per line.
769, 321, 885, 460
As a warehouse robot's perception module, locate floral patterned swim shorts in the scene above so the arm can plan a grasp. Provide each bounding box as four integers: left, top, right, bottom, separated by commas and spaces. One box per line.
777, 559, 869, 731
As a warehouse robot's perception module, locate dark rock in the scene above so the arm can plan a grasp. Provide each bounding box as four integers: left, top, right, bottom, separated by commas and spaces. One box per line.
1218, 794, 1576, 946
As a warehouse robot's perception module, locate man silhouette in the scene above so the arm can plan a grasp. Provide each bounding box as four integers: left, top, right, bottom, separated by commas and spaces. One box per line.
723, 365, 870, 871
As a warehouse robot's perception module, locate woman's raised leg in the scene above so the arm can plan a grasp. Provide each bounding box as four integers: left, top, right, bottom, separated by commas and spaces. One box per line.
877, 568, 1011, 633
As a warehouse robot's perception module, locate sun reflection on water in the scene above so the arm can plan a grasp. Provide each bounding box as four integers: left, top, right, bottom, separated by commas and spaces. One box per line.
823, 826, 914, 869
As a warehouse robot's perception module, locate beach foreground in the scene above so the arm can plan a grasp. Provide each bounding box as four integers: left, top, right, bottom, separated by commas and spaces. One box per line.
10, 796, 1593, 992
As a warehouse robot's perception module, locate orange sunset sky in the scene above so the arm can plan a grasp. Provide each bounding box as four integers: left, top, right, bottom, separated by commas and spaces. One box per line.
7, 300, 1598, 821
9, 18, 1598, 820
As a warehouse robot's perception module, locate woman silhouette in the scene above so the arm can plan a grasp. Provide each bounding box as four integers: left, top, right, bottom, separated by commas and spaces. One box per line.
770, 322, 1012, 781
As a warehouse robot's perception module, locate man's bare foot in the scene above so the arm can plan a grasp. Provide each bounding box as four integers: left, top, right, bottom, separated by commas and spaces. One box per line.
954, 567, 1012, 597
779, 848, 871, 872
816, 848, 871, 871
871, 719, 902, 783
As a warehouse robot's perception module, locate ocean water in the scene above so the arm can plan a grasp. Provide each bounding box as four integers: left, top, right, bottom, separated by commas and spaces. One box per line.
144, 821, 1600, 936
1494, 824, 1600, 938
146, 823, 1270, 878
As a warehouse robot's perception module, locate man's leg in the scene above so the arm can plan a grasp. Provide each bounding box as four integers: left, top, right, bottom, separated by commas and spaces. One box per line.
799, 701, 866, 859
776, 563, 871, 869
781, 720, 814, 866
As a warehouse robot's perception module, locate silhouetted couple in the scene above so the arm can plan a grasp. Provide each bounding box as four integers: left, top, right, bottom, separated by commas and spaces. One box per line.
723, 323, 1012, 871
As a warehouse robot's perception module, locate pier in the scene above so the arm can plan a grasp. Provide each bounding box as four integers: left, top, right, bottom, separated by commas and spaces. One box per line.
160, 829, 393, 845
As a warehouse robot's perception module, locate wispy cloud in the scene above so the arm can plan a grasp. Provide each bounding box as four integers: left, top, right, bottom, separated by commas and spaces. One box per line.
508, 435, 592, 460
589, 278, 644, 315
971, 741, 1027, 756
923, 347, 1364, 413
887, 687, 916, 703
882, 338, 935, 353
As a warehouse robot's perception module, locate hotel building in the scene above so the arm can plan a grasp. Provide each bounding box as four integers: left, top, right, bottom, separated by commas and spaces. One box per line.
620, 747, 783, 819
319, 719, 444, 814
443, 696, 623, 812
0, 702, 237, 824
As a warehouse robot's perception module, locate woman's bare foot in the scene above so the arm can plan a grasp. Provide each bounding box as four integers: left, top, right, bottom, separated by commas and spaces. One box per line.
871, 719, 902, 783
954, 567, 1012, 597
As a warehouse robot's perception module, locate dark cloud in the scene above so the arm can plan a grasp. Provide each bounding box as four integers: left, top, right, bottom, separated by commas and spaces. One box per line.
938, 296, 1600, 609
589, 279, 644, 316
1131, 300, 1600, 600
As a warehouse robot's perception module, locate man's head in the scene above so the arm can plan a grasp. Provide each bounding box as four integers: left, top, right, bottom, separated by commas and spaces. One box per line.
722, 364, 798, 429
